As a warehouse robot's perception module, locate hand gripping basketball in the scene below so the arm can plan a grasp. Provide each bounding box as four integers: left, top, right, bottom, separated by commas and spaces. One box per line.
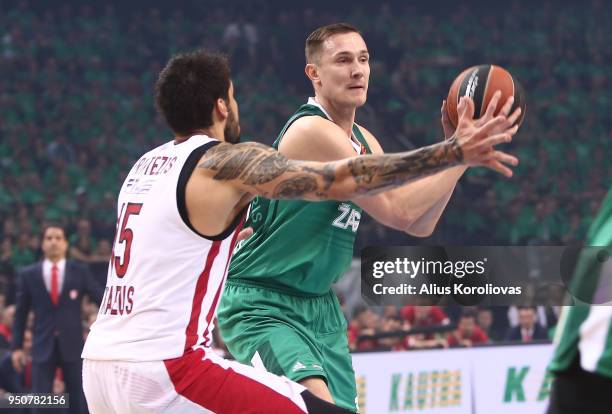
452, 94, 519, 178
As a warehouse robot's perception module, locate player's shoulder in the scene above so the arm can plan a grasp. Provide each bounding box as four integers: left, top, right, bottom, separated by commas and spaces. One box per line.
281, 116, 355, 160
286, 114, 344, 139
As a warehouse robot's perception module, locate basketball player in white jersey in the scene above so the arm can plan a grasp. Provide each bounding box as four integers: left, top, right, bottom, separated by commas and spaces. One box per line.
81, 50, 517, 413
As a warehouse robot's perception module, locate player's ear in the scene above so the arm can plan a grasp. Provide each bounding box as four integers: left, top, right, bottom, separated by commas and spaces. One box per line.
214, 98, 229, 121
305, 63, 319, 83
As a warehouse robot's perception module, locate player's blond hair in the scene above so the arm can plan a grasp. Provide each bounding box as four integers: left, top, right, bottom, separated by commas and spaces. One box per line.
305, 23, 360, 63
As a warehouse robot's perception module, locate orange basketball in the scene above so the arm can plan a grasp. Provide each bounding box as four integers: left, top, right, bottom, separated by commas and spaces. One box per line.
446, 64, 526, 128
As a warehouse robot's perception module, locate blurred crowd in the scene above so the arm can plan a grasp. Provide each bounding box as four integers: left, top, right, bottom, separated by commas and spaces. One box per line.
0, 0, 610, 395
346, 304, 557, 352
1, 0, 611, 275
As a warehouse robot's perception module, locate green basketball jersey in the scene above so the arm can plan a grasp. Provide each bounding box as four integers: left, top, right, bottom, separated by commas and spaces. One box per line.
549, 188, 612, 377
227, 100, 372, 296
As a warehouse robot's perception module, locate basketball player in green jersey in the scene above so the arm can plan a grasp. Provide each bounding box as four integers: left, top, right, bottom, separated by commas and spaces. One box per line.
218, 23, 521, 411
547, 188, 612, 414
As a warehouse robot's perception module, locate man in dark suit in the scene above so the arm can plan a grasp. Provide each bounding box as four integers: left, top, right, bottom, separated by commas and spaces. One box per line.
11, 224, 103, 413
505, 306, 549, 342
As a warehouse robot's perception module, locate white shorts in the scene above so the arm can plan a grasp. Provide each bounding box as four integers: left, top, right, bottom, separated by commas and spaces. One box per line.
83, 347, 308, 413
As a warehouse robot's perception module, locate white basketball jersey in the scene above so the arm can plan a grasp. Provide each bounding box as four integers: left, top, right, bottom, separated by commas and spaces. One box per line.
82, 135, 245, 361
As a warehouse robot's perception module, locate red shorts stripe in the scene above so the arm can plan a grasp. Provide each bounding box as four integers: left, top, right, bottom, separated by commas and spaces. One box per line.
164, 348, 305, 414
184, 241, 221, 352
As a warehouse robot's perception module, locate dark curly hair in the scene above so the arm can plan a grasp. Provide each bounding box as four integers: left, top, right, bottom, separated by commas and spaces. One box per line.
155, 50, 231, 136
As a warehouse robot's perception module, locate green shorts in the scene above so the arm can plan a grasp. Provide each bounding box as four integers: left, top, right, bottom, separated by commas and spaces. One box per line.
217, 281, 357, 411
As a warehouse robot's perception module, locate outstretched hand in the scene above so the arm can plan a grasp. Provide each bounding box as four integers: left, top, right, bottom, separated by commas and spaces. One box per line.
451, 93, 520, 177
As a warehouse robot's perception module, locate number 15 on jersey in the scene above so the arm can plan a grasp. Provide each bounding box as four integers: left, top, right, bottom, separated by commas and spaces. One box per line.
111, 202, 143, 278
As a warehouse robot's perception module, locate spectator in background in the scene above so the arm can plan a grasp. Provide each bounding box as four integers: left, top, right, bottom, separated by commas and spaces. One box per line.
476, 307, 500, 342
401, 305, 450, 327
1, 239, 13, 264
2, 219, 18, 241
505, 306, 549, 343
383, 305, 403, 321
69, 218, 96, 263
222, 14, 259, 66
90, 238, 111, 263
11, 224, 103, 414
11, 233, 35, 270
378, 315, 406, 351
447, 311, 489, 347
402, 306, 450, 349
508, 304, 555, 329
348, 305, 380, 351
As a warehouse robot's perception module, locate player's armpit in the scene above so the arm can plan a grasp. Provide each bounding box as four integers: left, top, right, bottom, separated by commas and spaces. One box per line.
197, 139, 464, 201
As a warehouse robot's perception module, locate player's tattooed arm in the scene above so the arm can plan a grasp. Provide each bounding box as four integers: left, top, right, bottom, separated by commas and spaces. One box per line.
197, 140, 464, 200
198, 97, 517, 199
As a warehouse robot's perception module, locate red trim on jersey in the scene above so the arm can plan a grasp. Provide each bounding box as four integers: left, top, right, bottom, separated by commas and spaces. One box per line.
164, 348, 305, 414
202, 214, 246, 347
184, 241, 221, 352
224, 214, 246, 276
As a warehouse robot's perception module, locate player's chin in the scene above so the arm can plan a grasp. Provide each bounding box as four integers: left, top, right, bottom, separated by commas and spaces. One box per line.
346, 91, 367, 107
354, 96, 367, 107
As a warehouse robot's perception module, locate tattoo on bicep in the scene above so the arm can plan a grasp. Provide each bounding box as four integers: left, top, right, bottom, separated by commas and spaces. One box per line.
198, 142, 337, 199
198, 142, 296, 185
242, 152, 293, 185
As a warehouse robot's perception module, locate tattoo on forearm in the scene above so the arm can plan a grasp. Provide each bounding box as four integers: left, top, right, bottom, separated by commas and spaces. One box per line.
272, 176, 318, 198
347, 137, 463, 194
303, 164, 335, 191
